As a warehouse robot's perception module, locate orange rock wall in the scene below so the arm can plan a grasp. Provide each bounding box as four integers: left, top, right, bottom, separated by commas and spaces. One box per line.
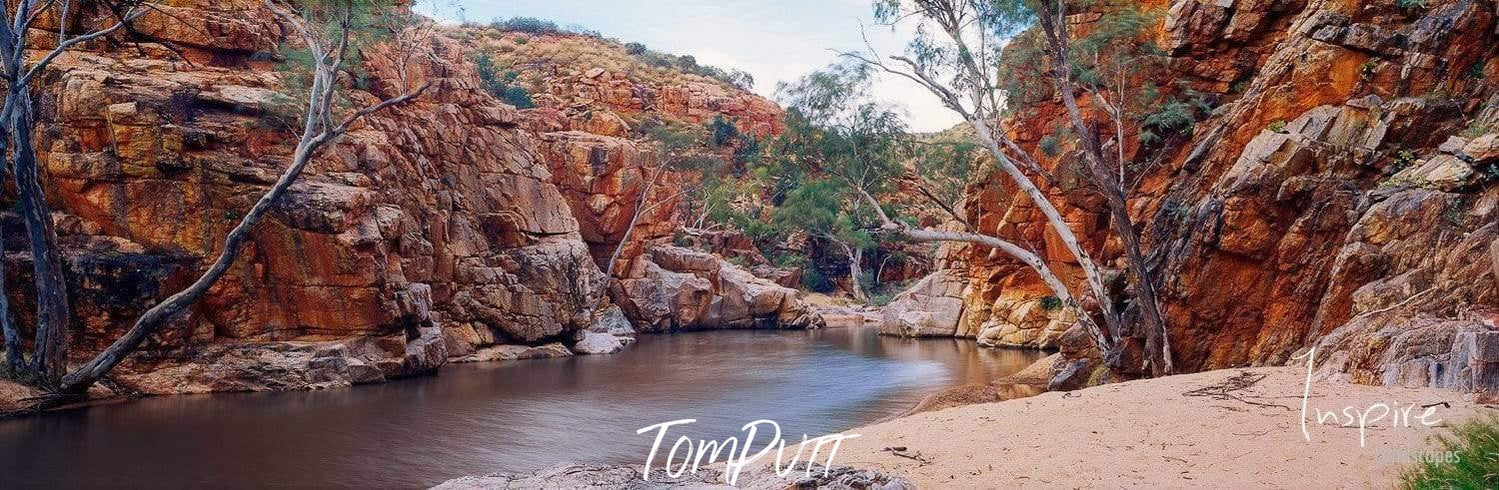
951, 0, 1499, 381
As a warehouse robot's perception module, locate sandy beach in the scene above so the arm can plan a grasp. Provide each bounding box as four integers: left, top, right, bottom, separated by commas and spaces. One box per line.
836, 367, 1491, 488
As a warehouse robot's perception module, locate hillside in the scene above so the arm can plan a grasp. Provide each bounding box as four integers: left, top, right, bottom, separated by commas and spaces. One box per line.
444, 21, 783, 137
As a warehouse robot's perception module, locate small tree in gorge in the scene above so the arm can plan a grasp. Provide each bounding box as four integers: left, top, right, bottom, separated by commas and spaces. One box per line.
1031, 0, 1182, 374
44, 0, 434, 395
769, 63, 908, 303
833, 0, 1112, 354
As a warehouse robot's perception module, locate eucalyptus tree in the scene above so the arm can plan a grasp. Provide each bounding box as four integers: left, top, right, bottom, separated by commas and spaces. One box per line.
52, 0, 434, 395
840, 0, 1178, 373
770, 64, 907, 302
1031, 0, 1185, 373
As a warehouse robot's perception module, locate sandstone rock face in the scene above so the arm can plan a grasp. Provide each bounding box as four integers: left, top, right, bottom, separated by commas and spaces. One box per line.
613, 246, 812, 331
9, 1, 646, 393
535, 130, 679, 271
942, 0, 1498, 389
974, 293, 1075, 350
879, 270, 968, 337
534, 67, 784, 138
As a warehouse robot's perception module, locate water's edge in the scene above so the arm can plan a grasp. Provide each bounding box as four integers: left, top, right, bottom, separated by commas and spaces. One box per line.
0, 326, 1042, 487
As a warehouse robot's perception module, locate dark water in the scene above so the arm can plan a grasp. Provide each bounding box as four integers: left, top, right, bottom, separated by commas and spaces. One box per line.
0, 326, 1041, 488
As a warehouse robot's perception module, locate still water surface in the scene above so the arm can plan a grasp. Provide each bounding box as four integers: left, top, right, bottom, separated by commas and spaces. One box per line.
0, 326, 1041, 488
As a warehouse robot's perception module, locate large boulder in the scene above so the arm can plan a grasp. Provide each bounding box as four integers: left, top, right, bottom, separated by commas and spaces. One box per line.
613, 246, 811, 331
974, 292, 1075, 349
879, 270, 967, 337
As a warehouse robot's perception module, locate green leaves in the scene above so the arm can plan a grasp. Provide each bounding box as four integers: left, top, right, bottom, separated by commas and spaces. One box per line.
473, 54, 535, 108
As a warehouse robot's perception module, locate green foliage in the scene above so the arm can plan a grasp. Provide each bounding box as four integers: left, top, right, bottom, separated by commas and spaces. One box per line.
489, 17, 564, 35
1138, 89, 1209, 145
1394, 149, 1420, 171
1038, 134, 1062, 157
869, 293, 895, 306
801, 267, 834, 292
1040, 295, 1064, 311
627, 47, 753, 89
774, 251, 808, 268
473, 54, 534, 108
1400, 416, 1499, 488
1268, 120, 1288, 133
269, 0, 412, 122
1379, 174, 1433, 189
1359, 60, 1380, 82
708, 115, 740, 147
1395, 0, 1428, 10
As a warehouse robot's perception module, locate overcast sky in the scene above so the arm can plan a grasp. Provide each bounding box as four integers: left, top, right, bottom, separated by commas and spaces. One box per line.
425, 0, 961, 132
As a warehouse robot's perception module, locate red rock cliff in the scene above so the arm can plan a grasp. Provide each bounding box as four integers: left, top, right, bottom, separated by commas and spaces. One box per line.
938, 0, 1497, 388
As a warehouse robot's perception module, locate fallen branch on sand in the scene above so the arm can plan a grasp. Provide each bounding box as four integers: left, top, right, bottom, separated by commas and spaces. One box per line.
882, 446, 934, 465
1184, 371, 1294, 411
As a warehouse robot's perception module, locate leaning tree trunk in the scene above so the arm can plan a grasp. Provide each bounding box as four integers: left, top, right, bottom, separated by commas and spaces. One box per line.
11, 93, 70, 384
917, 12, 1123, 341
1054, 87, 1173, 375
59, 130, 330, 393
856, 188, 1111, 350
606, 164, 665, 278
1104, 189, 1172, 374
964, 118, 1121, 337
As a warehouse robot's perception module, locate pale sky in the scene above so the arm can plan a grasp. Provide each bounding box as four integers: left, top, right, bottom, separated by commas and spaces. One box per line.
424, 0, 962, 133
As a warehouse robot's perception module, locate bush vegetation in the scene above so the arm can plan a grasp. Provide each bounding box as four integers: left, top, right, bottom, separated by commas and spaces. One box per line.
1400, 416, 1499, 488
473, 54, 535, 108
466, 17, 754, 91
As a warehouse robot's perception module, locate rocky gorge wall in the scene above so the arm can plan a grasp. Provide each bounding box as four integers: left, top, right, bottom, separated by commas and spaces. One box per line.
911, 0, 1499, 390
2, 1, 806, 395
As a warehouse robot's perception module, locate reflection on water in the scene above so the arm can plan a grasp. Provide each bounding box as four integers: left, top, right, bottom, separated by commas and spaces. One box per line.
0, 326, 1041, 488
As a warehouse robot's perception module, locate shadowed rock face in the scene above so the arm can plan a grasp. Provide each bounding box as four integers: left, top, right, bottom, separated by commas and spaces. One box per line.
935, 0, 1498, 386
9, 0, 622, 393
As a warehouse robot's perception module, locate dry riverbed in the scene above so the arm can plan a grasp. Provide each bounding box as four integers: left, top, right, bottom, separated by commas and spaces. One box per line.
836, 367, 1491, 488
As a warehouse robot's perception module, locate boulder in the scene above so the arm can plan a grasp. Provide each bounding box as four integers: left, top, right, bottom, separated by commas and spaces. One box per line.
1392, 154, 1476, 191
571, 330, 627, 355
451, 343, 574, 364
613, 246, 809, 331
1465, 133, 1499, 164
588, 304, 636, 336
579, 110, 631, 137
879, 271, 967, 337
